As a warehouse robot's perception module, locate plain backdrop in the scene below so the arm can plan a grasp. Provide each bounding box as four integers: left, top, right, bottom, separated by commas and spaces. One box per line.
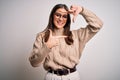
0, 0, 120, 80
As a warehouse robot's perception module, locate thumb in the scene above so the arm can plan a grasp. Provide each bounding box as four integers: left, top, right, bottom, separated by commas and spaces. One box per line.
72, 10, 79, 22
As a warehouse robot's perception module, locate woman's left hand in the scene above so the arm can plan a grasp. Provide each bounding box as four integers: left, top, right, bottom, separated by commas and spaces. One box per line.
68, 5, 83, 22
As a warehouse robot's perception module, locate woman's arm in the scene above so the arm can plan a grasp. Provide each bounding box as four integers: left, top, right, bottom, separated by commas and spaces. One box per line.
69, 5, 103, 43
78, 7, 103, 43
29, 33, 51, 67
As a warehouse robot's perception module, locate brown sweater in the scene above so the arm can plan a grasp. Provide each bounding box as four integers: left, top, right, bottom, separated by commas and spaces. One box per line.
29, 7, 103, 70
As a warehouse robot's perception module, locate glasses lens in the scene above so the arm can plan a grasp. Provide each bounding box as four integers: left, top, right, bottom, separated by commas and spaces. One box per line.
54, 13, 67, 19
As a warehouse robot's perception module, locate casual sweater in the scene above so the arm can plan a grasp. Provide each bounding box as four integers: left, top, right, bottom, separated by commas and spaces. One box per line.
29, 7, 103, 70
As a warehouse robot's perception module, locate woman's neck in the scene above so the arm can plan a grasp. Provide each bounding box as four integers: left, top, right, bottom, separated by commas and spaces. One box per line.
53, 28, 64, 36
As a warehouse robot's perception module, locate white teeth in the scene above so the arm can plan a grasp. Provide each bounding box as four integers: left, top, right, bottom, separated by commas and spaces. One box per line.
57, 21, 63, 25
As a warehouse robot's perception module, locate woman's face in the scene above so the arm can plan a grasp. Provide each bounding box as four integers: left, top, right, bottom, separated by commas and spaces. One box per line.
53, 8, 68, 29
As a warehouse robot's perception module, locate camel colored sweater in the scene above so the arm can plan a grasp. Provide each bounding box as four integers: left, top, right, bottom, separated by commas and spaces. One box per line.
29, 7, 103, 70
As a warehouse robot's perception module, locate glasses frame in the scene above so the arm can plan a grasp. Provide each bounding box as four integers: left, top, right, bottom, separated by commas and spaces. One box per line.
54, 12, 68, 20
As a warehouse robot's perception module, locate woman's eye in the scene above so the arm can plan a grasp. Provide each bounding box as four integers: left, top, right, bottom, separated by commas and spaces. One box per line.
55, 13, 61, 17
54, 13, 67, 19
63, 15, 67, 18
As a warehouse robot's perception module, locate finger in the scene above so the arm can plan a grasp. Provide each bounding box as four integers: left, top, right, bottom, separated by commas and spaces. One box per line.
68, 10, 74, 14
72, 15, 77, 23
72, 9, 80, 22
54, 36, 67, 39
70, 5, 75, 9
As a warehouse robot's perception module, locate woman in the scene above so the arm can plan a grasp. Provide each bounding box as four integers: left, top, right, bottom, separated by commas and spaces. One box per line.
29, 4, 103, 80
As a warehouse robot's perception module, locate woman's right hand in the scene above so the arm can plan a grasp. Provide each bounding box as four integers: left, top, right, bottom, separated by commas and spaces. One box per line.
68, 5, 83, 22
45, 29, 67, 49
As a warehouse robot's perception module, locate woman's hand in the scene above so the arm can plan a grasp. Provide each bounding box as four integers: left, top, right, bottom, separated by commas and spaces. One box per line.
45, 29, 67, 49
68, 5, 83, 22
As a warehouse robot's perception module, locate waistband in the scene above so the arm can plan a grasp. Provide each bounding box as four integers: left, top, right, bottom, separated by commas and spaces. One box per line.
48, 67, 76, 76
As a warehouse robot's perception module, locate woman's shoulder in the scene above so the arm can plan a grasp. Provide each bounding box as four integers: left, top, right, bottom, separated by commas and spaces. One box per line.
36, 31, 46, 38
71, 29, 80, 35
71, 28, 82, 38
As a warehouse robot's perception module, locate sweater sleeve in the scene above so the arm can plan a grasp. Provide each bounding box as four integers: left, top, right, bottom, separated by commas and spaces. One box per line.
29, 33, 51, 67
77, 7, 103, 43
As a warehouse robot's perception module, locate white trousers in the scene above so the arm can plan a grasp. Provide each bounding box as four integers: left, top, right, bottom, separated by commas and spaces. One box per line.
45, 71, 80, 80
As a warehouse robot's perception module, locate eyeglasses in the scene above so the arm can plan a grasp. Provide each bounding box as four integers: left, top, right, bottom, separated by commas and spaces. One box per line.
54, 12, 68, 19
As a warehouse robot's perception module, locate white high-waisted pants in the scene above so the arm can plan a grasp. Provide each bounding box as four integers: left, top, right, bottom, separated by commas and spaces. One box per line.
45, 71, 80, 80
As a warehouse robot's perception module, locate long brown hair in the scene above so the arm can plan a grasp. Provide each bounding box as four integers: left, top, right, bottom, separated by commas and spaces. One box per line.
44, 4, 73, 45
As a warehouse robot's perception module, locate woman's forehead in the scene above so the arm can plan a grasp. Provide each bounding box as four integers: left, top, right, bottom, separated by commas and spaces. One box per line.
55, 8, 68, 14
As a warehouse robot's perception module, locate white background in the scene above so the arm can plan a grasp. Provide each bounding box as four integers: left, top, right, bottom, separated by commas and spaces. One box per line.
0, 0, 120, 80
